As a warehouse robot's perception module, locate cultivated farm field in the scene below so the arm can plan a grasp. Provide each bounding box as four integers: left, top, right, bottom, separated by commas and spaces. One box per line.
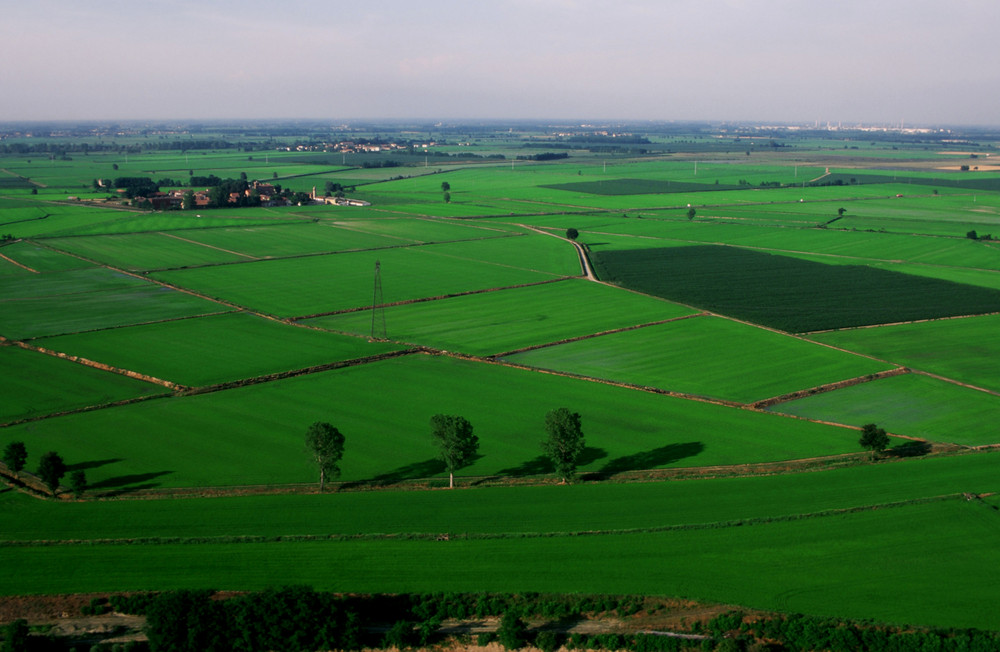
3, 128, 1000, 634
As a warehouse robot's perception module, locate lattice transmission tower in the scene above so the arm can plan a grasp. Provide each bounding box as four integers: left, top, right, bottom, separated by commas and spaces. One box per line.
370, 260, 387, 340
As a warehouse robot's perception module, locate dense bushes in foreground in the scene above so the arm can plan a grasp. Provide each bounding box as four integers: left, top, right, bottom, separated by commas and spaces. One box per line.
103, 589, 1000, 652
8, 589, 1000, 651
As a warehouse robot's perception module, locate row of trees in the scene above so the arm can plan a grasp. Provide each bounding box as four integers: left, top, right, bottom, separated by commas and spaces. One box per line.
305, 408, 587, 491
2, 441, 86, 497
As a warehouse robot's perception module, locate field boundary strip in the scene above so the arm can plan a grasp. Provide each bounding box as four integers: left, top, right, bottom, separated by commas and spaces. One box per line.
288, 277, 573, 320
21, 309, 237, 341
31, 239, 287, 320
157, 231, 257, 259
9, 340, 185, 390
0, 493, 969, 547
910, 369, 1000, 399
490, 313, 708, 359
176, 348, 424, 397
750, 367, 910, 409
0, 392, 172, 429
0, 249, 38, 273
142, 232, 526, 274
804, 311, 1000, 335
443, 350, 746, 410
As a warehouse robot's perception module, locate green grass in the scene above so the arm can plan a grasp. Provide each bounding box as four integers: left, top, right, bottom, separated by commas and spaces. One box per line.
591, 245, 1000, 332
151, 237, 574, 318
0, 268, 225, 339
0, 241, 93, 275
307, 279, 696, 356
771, 372, 1000, 445
167, 222, 410, 259
33, 312, 404, 387
2, 500, 999, 630
2, 451, 997, 542
810, 314, 1000, 393
506, 316, 894, 403
543, 178, 743, 195
0, 346, 162, 424
43, 232, 249, 270
0, 354, 857, 490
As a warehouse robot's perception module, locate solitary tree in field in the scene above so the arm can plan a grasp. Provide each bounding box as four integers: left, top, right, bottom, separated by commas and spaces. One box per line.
69, 470, 87, 498
305, 422, 345, 492
37, 451, 66, 495
837, 207, 847, 217
566, 227, 579, 240
687, 207, 696, 220
858, 423, 890, 460
2, 441, 27, 478
441, 181, 450, 192
443, 191, 451, 203
542, 408, 585, 483
430, 414, 479, 489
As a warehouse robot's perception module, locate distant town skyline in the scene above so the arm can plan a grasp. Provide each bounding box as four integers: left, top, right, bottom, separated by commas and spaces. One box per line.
2, 0, 998, 126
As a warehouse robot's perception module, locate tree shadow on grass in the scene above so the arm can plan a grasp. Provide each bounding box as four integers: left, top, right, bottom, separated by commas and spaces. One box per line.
90, 471, 172, 496
496, 447, 608, 478
67, 458, 124, 472
887, 440, 931, 458
594, 442, 704, 478
342, 457, 451, 489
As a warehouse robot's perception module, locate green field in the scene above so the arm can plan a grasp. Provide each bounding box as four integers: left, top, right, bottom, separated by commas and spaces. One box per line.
810, 314, 1000, 392
33, 312, 404, 387
4, 126, 1000, 632
307, 279, 696, 356
152, 236, 576, 317
506, 316, 894, 403
591, 245, 1000, 332
0, 354, 858, 490
771, 372, 1000, 445
0, 267, 226, 339
0, 346, 162, 424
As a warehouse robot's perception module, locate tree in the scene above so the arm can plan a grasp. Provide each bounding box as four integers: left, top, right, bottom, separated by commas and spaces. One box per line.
858, 423, 890, 459
305, 422, 345, 491
967, 230, 979, 240
837, 207, 847, 217
441, 181, 450, 192
542, 408, 585, 483
2, 619, 29, 652
182, 190, 194, 210
443, 191, 451, 203
37, 451, 66, 495
687, 207, 696, 220
2, 441, 27, 477
565, 227, 579, 240
430, 414, 479, 489
69, 469, 87, 498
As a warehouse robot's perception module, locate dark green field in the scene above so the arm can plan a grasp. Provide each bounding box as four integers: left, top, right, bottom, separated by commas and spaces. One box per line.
590, 245, 1000, 332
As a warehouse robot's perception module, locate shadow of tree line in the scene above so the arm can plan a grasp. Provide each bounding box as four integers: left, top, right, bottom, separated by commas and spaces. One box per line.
347, 443, 704, 489
68, 458, 172, 496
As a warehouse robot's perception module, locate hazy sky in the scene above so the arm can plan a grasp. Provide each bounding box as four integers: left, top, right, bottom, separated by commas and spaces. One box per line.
2, 0, 998, 125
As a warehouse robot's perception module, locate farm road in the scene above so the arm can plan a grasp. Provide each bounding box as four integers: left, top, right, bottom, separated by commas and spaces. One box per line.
0, 250, 38, 273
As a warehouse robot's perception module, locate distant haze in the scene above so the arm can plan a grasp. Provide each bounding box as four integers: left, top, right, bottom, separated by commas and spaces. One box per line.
2, 0, 998, 126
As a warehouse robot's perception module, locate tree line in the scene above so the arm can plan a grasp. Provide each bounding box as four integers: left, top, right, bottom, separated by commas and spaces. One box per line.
306, 407, 586, 492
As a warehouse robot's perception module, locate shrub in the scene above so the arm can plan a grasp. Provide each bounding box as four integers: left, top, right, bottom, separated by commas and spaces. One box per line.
535, 630, 561, 652
382, 620, 417, 649
497, 610, 527, 650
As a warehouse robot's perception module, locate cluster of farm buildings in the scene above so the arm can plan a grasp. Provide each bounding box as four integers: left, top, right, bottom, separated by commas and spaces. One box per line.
135, 181, 370, 210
